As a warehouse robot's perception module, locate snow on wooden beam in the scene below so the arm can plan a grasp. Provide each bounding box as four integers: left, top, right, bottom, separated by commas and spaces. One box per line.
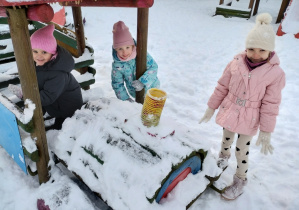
0, 4, 54, 22
61, 0, 154, 8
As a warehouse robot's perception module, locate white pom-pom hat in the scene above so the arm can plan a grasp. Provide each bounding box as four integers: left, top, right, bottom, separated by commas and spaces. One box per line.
246, 13, 276, 51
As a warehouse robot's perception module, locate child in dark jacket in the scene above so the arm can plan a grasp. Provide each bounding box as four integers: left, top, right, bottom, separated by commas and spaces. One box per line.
111, 21, 160, 101
9, 24, 83, 129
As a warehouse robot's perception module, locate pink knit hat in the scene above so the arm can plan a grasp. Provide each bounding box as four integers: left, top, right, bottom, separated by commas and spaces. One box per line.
30, 24, 57, 54
113, 21, 134, 49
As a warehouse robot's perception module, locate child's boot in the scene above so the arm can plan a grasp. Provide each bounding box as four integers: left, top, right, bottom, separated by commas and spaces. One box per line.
217, 153, 230, 170
221, 174, 247, 200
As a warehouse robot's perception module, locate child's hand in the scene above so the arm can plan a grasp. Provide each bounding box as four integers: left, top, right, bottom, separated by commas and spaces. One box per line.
8, 84, 23, 99
199, 107, 215, 124
132, 80, 144, 91
256, 131, 273, 155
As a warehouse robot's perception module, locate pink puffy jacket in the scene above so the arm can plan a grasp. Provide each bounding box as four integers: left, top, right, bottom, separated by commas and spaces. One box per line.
208, 51, 285, 136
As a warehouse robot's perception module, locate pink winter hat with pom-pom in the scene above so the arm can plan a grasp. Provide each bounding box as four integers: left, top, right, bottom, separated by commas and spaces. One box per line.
30, 24, 57, 54
113, 21, 134, 49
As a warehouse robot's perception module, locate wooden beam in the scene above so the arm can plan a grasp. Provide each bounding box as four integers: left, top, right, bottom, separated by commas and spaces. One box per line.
253, 0, 260, 16
0, 0, 74, 7
6, 7, 50, 184
1, 4, 54, 22
61, 0, 154, 8
276, 0, 291, 23
71, 6, 89, 89
135, 8, 149, 104
26, 4, 54, 22
248, 0, 255, 9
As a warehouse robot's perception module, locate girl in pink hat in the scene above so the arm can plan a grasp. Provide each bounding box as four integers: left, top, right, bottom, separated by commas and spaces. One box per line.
9, 24, 83, 130
199, 13, 285, 200
111, 21, 160, 101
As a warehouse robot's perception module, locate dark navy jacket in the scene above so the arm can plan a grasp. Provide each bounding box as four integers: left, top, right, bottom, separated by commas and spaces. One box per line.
36, 45, 83, 118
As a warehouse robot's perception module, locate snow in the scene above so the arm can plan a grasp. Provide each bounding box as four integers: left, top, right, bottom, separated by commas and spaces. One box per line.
0, 94, 35, 124
1, 0, 299, 210
281, 0, 299, 34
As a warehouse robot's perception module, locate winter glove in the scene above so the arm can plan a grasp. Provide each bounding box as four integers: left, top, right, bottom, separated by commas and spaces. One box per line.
132, 80, 144, 91
256, 131, 273, 155
199, 107, 215, 124
127, 98, 134, 103
8, 84, 23, 99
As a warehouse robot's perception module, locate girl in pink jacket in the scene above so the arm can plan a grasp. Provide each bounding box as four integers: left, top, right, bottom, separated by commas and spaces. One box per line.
199, 13, 285, 200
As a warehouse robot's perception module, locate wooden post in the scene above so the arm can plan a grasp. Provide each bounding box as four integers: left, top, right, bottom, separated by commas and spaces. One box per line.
253, 0, 260, 16
276, 0, 291, 23
135, 8, 149, 104
7, 7, 50, 184
248, 0, 255, 9
72, 6, 89, 90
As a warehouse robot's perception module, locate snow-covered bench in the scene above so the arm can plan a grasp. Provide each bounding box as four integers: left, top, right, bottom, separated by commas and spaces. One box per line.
215, 0, 252, 19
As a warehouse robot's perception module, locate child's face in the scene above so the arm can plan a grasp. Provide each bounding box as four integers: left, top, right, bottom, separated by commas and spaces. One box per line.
246, 48, 270, 63
32, 49, 52, 66
115, 45, 134, 60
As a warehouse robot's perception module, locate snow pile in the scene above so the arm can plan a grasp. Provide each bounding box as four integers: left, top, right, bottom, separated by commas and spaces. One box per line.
48, 98, 222, 210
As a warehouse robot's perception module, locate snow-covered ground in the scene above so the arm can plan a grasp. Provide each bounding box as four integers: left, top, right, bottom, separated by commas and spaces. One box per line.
1, 0, 299, 209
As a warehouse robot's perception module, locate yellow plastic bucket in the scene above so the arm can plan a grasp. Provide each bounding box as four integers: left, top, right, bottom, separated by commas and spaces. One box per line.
141, 88, 167, 127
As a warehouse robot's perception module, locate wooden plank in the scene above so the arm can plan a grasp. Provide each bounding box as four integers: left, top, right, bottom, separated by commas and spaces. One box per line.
78, 67, 96, 88
276, 0, 291, 23
0, 28, 36, 39
216, 7, 251, 18
248, 0, 255, 9
135, 8, 149, 104
7, 7, 50, 184
0, 0, 73, 7
216, 7, 251, 13
216, 10, 251, 18
26, 4, 54, 22
31, 21, 78, 49
253, 0, 260, 16
61, 0, 154, 8
23, 146, 39, 162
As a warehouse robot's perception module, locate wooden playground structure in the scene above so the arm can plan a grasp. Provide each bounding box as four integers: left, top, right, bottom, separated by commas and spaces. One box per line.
216, 0, 291, 22
0, 0, 154, 184
0, 0, 295, 208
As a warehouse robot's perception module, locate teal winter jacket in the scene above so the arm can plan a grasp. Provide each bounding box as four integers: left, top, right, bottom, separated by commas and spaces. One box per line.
111, 47, 160, 100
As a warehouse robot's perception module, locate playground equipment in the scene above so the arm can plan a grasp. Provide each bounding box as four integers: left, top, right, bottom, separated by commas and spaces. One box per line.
0, 1, 223, 209
276, 0, 299, 38
215, 0, 258, 19
0, 0, 152, 184
51, 98, 222, 209
215, 0, 291, 23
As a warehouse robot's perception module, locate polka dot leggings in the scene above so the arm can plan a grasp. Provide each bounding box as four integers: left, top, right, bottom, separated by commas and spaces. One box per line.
220, 128, 253, 180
